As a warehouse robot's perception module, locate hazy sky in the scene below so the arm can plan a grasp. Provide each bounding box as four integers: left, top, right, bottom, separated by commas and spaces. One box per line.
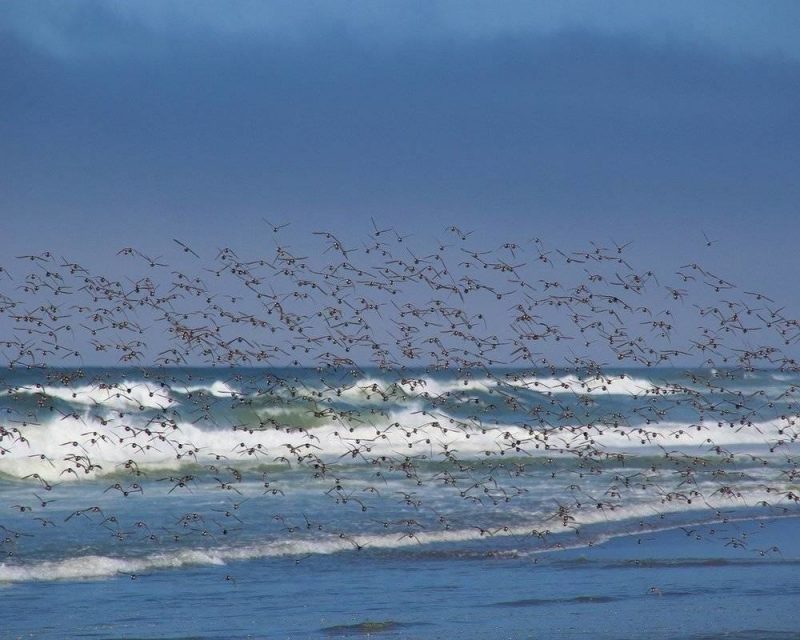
2, 1, 799, 300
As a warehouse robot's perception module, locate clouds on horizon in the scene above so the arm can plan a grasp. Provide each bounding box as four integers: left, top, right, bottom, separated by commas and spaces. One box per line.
1, 1, 799, 299
3, 8, 797, 223
3, 0, 800, 62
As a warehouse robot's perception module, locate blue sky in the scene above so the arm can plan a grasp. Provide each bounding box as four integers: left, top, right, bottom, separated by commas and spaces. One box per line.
1, 1, 799, 320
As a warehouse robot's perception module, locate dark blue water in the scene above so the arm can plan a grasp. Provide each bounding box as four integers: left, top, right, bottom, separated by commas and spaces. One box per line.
3, 517, 798, 639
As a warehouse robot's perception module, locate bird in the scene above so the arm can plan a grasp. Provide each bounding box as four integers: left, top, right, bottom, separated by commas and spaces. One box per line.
173, 239, 200, 258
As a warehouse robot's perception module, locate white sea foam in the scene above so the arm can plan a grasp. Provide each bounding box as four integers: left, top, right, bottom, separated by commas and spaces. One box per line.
399, 376, 494, 397
501, 374, 680, 396
0, 404, 527, 480
9, 381, 175, 410
177, 381, 242, 398
313, 375, 495, 404
1, 495, 787, 583
2, 400, 794, 482
0, 549, 225, 582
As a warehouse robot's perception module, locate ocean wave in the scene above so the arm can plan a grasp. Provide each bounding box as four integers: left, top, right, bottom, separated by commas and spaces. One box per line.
7, 381, 175, 410
2, 501, 790, 584
501, 373, 681, 396
1, 404, 794, 482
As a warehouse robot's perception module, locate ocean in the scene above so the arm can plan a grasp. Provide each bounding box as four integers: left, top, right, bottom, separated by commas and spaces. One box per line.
2, 234, 799, 637
1, 365, 798, 639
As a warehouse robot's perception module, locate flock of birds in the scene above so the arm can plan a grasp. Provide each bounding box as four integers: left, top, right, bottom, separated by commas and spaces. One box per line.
0, 221, 799, 576
3, 220, 798, 370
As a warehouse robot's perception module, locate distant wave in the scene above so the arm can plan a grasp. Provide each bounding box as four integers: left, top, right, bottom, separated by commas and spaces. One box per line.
501, 373, 682, 396
8, 381, 175, 410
